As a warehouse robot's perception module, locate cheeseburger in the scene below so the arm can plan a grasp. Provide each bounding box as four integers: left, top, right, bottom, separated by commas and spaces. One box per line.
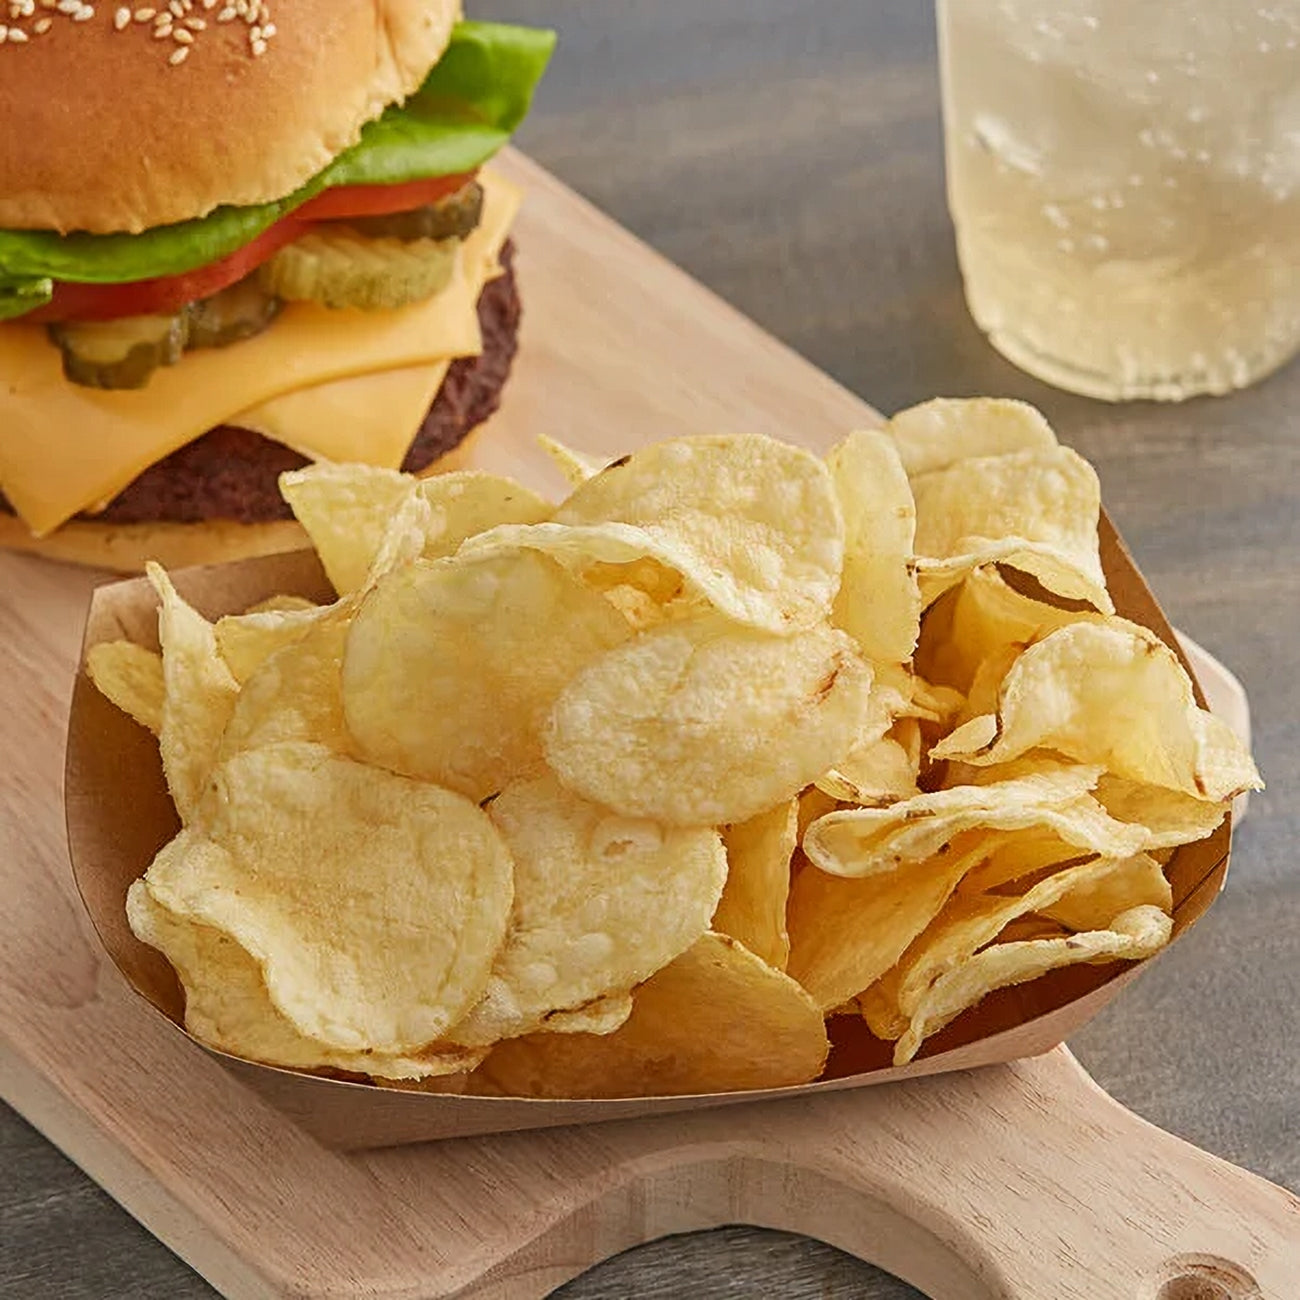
0, 2, 553, 568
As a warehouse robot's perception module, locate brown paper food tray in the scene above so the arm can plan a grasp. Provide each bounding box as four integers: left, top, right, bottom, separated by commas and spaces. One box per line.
65, 509, 1231, 1151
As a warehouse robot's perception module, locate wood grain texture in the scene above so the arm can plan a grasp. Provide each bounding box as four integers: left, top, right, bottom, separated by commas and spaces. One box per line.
3, 1, 1298, 1297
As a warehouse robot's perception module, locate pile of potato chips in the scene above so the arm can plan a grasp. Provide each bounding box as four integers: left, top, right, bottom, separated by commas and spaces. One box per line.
89, 398, 1261, 1096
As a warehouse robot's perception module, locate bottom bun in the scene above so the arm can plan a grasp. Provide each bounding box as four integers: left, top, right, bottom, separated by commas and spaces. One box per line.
0, 434, 482, 573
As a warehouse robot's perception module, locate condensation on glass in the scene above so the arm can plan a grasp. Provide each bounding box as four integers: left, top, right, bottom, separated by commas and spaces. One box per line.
939, 1, 1300, 401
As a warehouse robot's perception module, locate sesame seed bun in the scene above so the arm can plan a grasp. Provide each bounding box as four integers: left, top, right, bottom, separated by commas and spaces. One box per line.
0, 0, 463, 234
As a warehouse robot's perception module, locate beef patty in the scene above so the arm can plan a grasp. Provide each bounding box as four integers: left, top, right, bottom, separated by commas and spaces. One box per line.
0, 240, 521, 527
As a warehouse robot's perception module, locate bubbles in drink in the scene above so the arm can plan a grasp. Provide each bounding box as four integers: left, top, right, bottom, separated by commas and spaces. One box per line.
940, 0, 1300, 398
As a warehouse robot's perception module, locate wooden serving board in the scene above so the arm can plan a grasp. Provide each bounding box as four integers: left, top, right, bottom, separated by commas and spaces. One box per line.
2, 151, 1296, 1298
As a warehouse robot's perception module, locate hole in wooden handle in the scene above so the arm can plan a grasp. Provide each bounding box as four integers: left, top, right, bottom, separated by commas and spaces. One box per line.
1155, 1256, 1262, 1300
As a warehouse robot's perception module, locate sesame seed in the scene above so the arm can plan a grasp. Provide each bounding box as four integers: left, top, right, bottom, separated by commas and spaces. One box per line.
216, 4, 232, 18
152, 22, 169, 35
182, 13, 201, 26
168, 41, 186, 62
260, 20, 272, 35
73, 3, 93, 17
0, 27, 8, 42
39, 0, 54, 7
32, 14, 49, 28
133, 5, 152, 15
7, 24, 25, 37
250, 34, 264, 54
113, 4, 128, 24
168, 0, 180, 12
171, 24, 190, 40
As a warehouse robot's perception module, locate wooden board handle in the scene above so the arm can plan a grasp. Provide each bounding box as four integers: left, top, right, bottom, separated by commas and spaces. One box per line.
463, 1048, 1299, 1299
752, 1047, 1299, 1300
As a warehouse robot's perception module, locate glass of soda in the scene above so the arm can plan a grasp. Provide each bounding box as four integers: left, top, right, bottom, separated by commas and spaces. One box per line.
938, 1, 1300, 400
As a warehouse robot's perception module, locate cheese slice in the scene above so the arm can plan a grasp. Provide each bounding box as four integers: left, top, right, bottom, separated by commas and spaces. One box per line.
235, 360, 454, 469
0, 170, 521, 536
231, 196, 515, 469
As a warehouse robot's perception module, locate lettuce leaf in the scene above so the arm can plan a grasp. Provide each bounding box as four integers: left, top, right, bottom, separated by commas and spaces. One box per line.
0, 20, 553, 320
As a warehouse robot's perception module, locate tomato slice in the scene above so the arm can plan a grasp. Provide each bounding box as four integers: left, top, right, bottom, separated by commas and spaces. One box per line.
294, 171, 475, 222
28, 171, 477, 323
29, 219, 303, 323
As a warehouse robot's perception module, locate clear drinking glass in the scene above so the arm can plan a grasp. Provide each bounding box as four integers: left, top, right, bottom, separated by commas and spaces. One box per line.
938, 1, 1300, 401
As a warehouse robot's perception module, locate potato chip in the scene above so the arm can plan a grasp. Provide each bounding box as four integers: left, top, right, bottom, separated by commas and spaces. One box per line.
580, 553, 694, 629
538, 994, 634, 1037
886, 397, 1058, 477
893, 905, 1172, 1064
713, 798, 797, 970
464, 519, 758, 625
955, 641, 1025, 725
996, 916, 1075, 943
826, 429, 920, 664
955, 830, 1090, 895
1040, 852, 1173, 931
800, 766, 1162, 880
552, 434, 844, 633
1094, 774, 1229, 845
893, 855, 1159, 1023
343, 550, 632, 801
127, 884, 484, 1080
447, 772, 726, 1047
214, 603, 329, 685
930, 620, 1263, 802
143, 744, 514, 1054
786, 835, 990, 1011
858, 969, 906, 1040
545, 617, 872, 825
86, 641, 164, 735
243, 594, 320, 616
481, 933, 829, 1097
815, 729, 920, 807
219, 605, 352, 758
797, 785, 841, 840
280, 463, 417, 596
281, 464, 551, 597
910, 448, 1113, 612
916, 564, 1095, 693
537, 434, 607, 487
146, 563, 239, 823
363, 487, 434, 589
894, 715, 924, 773
904, 676, 966, 726
417, 470, 551, 560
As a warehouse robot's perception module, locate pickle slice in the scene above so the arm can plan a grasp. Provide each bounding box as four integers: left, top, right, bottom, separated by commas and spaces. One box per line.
50, 313, 187, 390
187, 276, 283, 349
51, 274, 283, 389
258, 230, 460, 311
341, 182, 484, 243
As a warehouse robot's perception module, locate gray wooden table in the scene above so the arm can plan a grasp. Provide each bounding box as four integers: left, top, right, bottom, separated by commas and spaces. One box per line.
3, 2, 1297, 1296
